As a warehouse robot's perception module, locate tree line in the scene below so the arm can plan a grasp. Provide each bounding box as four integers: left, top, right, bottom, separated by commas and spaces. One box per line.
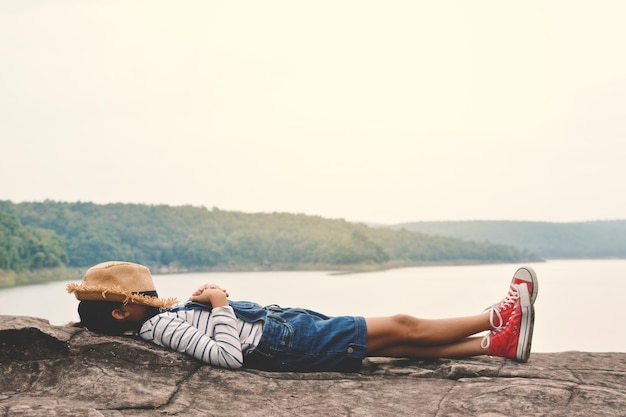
0, 210, 68, 271
393, 220, 626, 259
0, 200, 538, 287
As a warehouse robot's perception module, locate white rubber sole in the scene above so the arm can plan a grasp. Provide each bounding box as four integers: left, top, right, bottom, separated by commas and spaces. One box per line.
516, 283, 534, 362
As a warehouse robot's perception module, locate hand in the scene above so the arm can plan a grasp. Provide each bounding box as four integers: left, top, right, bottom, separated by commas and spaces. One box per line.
189, 284, 229, 307
191, 284, 229, 298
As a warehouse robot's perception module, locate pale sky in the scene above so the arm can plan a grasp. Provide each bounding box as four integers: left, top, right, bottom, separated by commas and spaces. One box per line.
1, 1, 625, 224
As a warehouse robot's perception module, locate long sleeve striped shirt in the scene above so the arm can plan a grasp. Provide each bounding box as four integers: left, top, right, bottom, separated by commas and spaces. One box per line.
139, 305, 263, 369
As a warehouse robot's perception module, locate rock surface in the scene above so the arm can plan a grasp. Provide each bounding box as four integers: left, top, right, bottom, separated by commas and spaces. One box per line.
1, 316, 625, 417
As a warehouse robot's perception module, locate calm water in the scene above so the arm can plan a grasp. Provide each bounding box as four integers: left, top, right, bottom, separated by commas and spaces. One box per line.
1, 259, 624, 353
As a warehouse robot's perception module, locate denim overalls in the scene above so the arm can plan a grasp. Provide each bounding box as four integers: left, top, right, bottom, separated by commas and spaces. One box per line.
171, 300, 368, 372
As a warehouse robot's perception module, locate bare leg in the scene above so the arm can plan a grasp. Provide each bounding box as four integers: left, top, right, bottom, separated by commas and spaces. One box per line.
370, 336, 486, 359
365, 312, 491, 357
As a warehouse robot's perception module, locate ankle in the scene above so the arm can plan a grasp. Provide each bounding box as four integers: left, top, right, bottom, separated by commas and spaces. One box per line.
482, 311, 497, 331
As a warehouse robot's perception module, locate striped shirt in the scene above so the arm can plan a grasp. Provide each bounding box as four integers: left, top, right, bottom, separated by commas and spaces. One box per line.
139, 305, 264, 369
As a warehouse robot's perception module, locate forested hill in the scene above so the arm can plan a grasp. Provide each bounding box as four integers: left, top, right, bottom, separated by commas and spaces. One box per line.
391, 220, 626, 259
0, 201, 535, 280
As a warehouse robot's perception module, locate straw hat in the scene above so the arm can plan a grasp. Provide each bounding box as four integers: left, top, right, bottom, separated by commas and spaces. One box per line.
67, 261, 177, 308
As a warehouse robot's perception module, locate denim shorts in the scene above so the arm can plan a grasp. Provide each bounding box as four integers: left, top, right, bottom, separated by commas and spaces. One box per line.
244, 306, 367, 372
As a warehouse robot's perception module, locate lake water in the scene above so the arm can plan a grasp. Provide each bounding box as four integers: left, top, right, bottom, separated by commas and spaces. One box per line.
1, 259, 624, 353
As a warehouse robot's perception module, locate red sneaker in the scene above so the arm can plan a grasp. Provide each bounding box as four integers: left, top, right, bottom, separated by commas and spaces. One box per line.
482, 283, 534, 362
488, 267, 538, 330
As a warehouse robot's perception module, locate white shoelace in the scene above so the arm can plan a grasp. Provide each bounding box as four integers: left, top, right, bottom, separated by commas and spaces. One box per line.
481, 333, 490, 349
488, 283, 520, 330
481, 284, 521, 350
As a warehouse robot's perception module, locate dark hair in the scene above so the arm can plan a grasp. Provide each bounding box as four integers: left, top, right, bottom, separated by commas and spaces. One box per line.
75, 300, 141, 336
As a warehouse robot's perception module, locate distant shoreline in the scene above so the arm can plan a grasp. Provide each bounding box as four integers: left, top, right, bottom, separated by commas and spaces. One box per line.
12, 257, 626, 290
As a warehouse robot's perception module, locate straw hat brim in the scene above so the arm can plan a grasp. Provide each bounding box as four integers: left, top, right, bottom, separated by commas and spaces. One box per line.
67, 283, 178, 309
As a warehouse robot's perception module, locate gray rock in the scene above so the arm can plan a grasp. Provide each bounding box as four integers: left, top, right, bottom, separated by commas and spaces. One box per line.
1, 316, 625, 416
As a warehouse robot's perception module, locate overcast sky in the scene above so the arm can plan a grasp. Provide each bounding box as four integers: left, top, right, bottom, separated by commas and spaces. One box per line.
1, 1, 625, 224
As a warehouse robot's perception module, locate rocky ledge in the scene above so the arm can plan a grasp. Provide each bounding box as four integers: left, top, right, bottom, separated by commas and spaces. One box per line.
1, 316, 625, 417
